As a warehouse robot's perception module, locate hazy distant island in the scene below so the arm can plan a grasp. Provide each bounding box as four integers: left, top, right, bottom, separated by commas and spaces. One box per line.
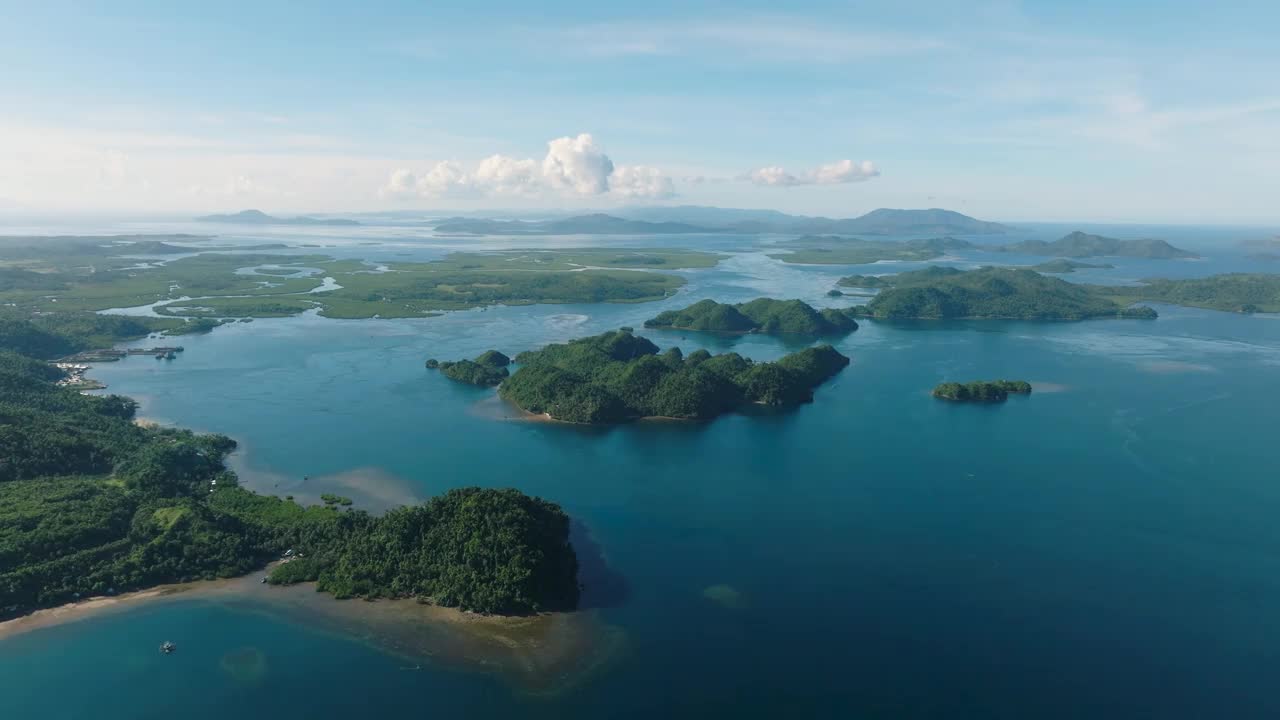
433, 214, 716, 235
771, 236, 974, 265
435, 207, 1011, 237
477, 329, 848, 424
843, 266, 1159, 320
1032, 259, 1116, 273
197, 209, 361, 226
0, 311, 580, 619
933, 380, 1033, 402
644, 298, 858, 335
427, 350, 511, 386
995, 231, 1197, 259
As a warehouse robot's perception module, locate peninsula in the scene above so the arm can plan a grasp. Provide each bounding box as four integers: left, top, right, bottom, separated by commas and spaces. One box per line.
644, 298, 859, 335
427, 350, 511, 386
1032, 259, 1115, 273
496, 329, 850, 424
933, 380, 1033, 402
0, 313, 581, 619
770, 236, 974, 265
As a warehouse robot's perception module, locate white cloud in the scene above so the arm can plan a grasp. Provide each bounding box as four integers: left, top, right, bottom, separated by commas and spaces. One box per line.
542, 133, 615, 195
473, 154, 540, 195
418, 160, 469, 195
745, 159, 879, 187
381, 168, 419, 199
809, 159, 881, 184
611, 165, 675, 199
745, 166, 802, 187
379, 133, 677, 201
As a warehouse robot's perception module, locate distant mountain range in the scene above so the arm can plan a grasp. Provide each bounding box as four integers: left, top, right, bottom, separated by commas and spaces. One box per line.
995, 231, 1198, 259
435, 207, 1013, 236
196, 209, 360, 226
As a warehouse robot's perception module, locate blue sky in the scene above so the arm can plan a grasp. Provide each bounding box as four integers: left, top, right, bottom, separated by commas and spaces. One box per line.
1, 0, 1278, 222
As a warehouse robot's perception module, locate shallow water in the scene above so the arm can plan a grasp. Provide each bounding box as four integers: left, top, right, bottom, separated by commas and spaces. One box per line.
3, 223, 1279, 718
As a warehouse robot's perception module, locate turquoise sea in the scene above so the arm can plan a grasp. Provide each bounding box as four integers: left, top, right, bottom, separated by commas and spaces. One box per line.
2, 220, 1279, 718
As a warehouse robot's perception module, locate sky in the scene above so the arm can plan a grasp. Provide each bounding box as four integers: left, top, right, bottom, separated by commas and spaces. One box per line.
1, 0, 1278, 223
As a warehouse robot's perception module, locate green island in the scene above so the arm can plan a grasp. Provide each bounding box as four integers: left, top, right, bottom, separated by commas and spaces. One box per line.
840, 266, 1159, 320
995, 231, 1197, 259
493, 329, 850, 424
0, 235, 721, 320
1032, 259, 1115, 273
932, 380, 1033, 402
1099, 273, 1280, 314
770, 236, 974, 265
644, 298, 859, 335
0, 313, 581, 619
428, 350, 511, 386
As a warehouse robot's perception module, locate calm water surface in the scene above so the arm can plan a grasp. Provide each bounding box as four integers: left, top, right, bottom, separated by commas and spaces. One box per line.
2, 223, 1278, 718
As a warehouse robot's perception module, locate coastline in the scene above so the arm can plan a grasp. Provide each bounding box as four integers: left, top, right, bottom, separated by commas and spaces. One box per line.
0, 567, 625, 697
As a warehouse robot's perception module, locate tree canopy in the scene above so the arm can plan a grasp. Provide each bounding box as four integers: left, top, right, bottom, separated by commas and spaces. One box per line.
498, 329, 850, 423
645, 298, 859, 335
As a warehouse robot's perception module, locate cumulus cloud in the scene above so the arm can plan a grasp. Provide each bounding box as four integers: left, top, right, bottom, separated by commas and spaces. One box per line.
380, 133, 675, 200
418, 160, 469, 195
542, 133, 614, 195
611, 165, 675, 199
473, 154, 540, 195
382, 168, 419, 198
745, 159, 880, 186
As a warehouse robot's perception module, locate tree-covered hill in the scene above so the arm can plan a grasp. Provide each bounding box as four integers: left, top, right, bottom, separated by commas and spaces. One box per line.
846, 267, 1158, 320
498, 329, 849, 423
645, 298, 858, 335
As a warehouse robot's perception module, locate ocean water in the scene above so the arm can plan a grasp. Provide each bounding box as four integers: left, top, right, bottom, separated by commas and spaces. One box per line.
2, 223, 1279, 718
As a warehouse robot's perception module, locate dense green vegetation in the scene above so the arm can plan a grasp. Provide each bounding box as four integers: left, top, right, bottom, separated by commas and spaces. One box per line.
0, 312, 188, 359
771, 236, 974, 265
0, 236, 713, 320
1032, 259, 1115, 273
0, 317, 580, 617
645, 298, 859, 335
498, 329, 849, 423
995, 231, 1197, 259
845, 266, 1159, 320
933, 380, 1033, 402
430, 350, 511, 387
1100, 274, 1280, 313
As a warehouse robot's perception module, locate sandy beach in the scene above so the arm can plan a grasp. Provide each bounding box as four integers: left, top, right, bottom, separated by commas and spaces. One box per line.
0, 569, 625, 697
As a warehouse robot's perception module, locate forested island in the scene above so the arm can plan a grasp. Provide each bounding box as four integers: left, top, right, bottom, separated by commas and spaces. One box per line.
933, 380, 1033, 402
995, 231, 1197, 259
1101, 273, 1280, 313
1032, 259, 1115, 273
644, 298, 858, 335
0, 313, 581, 619
427, 350, 511, 386
841, 266, 1159, 320
493, 329, 849, 423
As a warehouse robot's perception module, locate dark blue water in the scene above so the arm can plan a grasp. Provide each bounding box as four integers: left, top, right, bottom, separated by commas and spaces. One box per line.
2, 224, 1278, 718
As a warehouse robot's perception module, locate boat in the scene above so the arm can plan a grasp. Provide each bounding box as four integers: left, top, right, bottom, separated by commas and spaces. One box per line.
160, 641, 176, 654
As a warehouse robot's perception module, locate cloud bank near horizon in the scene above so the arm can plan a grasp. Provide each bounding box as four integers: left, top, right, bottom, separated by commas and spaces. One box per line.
382, 133, 678, 201
382, 133, 876, 202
